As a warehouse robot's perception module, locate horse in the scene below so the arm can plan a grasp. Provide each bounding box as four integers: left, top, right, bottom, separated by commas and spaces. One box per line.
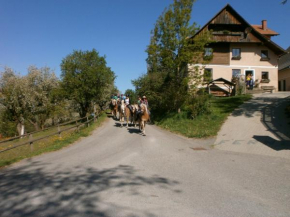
137, 103, 150, 135
111, 99, 118, 119
131, 104, 139, 127
118, 100, 126, 127
124, 104, 136, 128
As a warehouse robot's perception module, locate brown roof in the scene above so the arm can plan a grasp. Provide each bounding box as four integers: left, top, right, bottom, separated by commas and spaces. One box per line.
251, 25, 279, 36
279, 46, 290, 71
191, 4, 286, 56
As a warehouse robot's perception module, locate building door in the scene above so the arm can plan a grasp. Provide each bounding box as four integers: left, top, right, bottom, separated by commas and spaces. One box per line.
245, 70, 254, 88
245, 70, 254, 78
279, 80, 286, 91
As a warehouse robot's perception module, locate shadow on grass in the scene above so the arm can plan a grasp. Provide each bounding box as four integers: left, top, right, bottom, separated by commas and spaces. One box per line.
0, 162, 180, 217
212, 95, 254, 117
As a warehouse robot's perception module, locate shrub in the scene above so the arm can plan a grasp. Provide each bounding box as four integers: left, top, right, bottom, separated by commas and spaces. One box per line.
184, 94, 212, 119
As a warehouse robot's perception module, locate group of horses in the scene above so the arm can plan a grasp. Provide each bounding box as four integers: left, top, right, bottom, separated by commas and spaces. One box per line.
110, 99, 150, 135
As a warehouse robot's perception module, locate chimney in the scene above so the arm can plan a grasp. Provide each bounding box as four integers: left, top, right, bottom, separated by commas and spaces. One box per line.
262, 20, 267, 30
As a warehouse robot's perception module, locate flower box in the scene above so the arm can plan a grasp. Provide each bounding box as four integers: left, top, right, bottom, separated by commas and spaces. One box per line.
260, 79, 270, 83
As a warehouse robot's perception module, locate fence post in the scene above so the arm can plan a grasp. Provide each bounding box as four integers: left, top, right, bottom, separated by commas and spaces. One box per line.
58, 124, 61, 138
76, 120, 79, 132
29, 134, 33, 151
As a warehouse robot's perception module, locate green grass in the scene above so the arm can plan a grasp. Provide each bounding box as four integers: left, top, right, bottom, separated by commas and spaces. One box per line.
0, 113, 107, 168
155, 95, 252, 138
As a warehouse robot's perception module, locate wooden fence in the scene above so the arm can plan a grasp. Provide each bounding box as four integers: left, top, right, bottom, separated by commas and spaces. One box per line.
0, 114, 99, 154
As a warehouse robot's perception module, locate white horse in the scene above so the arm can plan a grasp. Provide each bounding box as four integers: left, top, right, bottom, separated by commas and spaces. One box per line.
118, 100, 126, 127
131, 104, 139, 127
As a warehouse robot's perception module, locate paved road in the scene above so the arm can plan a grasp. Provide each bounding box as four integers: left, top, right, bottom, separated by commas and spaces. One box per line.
215, 92, 290, 159
1, 103, 290, 217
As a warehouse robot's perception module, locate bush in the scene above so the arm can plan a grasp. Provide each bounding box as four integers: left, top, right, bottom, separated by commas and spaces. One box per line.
184, 94, 212, 119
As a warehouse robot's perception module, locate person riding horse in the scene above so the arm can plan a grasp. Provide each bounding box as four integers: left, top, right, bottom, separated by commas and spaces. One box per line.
136, 95, 150, 120
125, 94, 134, 115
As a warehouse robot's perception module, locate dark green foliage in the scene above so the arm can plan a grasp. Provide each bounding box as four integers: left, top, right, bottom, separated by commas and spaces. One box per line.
61, 49, 115, 117
184, 94, 212, 119
132, 72, 165, 112
0, 110, 17, 137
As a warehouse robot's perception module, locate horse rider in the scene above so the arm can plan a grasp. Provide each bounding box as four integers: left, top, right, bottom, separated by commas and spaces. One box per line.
137, 96, 142, 105
113, 94, 118, 100
125, 94, 134, 114
141, 96, 149, 108
121, 94, 126, 102
125, 94, 130, 106
141, 96, 151, 117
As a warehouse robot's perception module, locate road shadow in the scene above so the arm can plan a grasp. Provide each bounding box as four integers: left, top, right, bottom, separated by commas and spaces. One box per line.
221, 94, 290, 150
114, 122, 123, 127
253, 136, 290, 151
253, 96, 290, 150
0, 162, 180, 217
127, 128, 141, 134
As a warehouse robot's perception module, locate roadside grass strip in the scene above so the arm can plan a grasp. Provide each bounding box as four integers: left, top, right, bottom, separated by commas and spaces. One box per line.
156, 95, 252, 138
0, 113, 107, 168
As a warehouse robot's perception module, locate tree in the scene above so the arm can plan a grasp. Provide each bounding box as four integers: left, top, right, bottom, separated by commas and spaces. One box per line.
61, 49, 115, 117
25, 66, 60, 130
0, 66, 61, 135
0, 68, 29, 135
134, 0, 212, 112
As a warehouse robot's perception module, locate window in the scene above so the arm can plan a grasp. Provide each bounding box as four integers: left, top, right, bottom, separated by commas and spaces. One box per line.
261, 50, 270, 61
232, 48, 241, 60
261, 71, 269, 79
261, 71, 270, 83
204, 68, 213, 82
232, 69, 241, 78
204, 48, 213, 56
204, 48, 213, 61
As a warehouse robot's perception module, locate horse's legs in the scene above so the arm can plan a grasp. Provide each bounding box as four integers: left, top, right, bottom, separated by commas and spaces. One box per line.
139, 121, 141, 132
143, 121, 146, 135
134, 115, 137, 127
119, 114, 123, 127
126, 115, 129, 128
140, 120, 145, 134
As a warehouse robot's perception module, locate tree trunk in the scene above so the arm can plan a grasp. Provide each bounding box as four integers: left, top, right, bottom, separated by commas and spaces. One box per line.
79, 103, 89, 118
17, 122, 25, 136
28, 119, 40, 131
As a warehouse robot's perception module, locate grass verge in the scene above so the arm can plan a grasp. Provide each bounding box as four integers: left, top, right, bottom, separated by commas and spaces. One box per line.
155, 95, 252, 138
0, 113, 107, 168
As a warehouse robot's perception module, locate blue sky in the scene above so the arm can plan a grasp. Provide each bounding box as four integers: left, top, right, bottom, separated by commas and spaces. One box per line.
0, 0, 289, 93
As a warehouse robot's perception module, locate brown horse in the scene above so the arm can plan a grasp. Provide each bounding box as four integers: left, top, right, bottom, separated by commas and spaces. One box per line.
138, 103, 150, 135
124, 104, 137, 128
111, 99, 118, 119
